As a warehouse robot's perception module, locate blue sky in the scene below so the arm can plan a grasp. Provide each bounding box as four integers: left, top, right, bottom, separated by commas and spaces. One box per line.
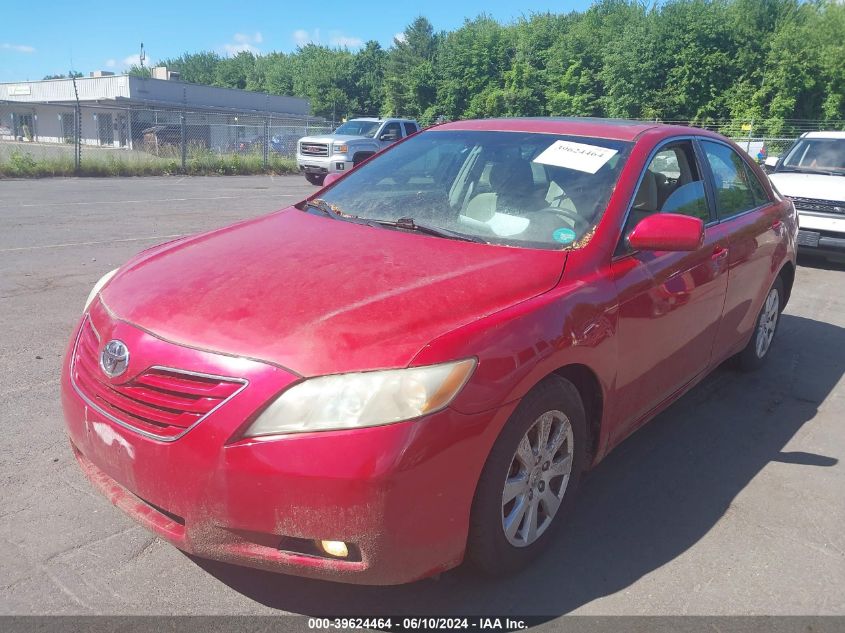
0, 0, 593, 83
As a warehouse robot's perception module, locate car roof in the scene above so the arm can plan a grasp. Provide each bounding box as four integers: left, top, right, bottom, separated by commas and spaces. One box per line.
803, 131, 845, 139
349, 117, 415, 123
434, 117, 711, 142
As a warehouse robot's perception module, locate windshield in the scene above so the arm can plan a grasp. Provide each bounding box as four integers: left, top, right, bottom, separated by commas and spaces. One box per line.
317, 130, 631, 250
781, 138, 845, 173
334, 120, 381, 138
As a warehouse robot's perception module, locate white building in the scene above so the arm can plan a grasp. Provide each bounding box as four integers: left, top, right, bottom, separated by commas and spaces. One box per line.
0, 70, 313, 151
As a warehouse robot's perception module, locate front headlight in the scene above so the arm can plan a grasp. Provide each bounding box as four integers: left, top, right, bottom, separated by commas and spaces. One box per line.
244, 358, 476, 437
333, 143, 348, 155
84, 268, 118, 312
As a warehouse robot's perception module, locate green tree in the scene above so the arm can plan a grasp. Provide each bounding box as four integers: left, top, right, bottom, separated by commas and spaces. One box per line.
384, 17, 438, 119
348, 41, 387, 116
290, 44, 355, 120
157, 52, 222, 85
110, 1, 845, 131
435, 15, 515, 119
43, 71, 83, 80
214, 51, 256, 89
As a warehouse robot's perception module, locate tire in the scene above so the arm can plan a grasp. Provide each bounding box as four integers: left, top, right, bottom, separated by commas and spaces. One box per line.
352, 152, 374, 167
305, 173, 325, 186
467, 375, 587, 576
736, 276, 784, 372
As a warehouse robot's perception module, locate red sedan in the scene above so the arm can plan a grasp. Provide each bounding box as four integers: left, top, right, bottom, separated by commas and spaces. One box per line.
61, 118, 797, 585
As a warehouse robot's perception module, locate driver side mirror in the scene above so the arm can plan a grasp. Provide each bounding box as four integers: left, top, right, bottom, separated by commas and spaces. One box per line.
380, 132, 398, 141
628, 213, 704, 252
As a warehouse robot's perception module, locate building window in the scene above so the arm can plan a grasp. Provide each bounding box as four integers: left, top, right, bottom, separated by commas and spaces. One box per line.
13, 113, 35, 141
97, 113, 114, 146
61, 113, 75, 144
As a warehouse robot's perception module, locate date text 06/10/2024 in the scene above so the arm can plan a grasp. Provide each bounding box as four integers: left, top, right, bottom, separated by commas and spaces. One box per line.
307, 617, 529, 631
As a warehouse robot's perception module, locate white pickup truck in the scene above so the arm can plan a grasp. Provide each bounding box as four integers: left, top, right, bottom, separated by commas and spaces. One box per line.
296, 117, 420, 186
766, 131, 845, 262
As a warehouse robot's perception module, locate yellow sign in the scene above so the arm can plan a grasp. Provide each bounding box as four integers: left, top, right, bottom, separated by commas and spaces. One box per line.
741, 123, 752, 131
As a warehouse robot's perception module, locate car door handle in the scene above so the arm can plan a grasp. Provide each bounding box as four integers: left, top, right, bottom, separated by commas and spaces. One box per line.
711, 246, 729, 261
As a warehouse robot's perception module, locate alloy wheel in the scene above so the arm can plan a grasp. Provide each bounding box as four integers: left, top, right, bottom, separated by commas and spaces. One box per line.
755, 287, 780, 359
501, 410, 574, 547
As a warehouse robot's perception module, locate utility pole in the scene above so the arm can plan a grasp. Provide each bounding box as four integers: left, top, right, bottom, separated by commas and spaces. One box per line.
263, 93, 270, 169
180, 86, 187, 172
70, 72, 81, 172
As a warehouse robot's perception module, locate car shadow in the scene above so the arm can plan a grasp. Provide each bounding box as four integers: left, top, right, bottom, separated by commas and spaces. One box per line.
190, 313, 842, 617
797, 253, 845, 271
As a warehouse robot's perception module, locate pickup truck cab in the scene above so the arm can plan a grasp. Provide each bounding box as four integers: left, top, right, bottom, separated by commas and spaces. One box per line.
766, 131, 845, 261
297, 117, 419, 185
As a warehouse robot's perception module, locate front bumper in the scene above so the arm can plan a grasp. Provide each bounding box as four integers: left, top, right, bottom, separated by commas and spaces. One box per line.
296, 155, 352, 175
61, 303, 515, 584
797, 213, 845, 257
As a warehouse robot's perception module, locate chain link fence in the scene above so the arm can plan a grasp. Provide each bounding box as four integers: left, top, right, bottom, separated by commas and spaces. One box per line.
3, 100, 844, 176
656, 118, 845, 163
0, 100, 332, 175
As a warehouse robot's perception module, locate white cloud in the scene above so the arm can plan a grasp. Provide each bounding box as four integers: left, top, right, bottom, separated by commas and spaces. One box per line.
292, 29, 362, 49
293, 28, 320, 47
394, 32, 407, 44
222, 32, 262, 56
2, 43, 36, 53
330, 33, 363, 48
101, 53, 152, 71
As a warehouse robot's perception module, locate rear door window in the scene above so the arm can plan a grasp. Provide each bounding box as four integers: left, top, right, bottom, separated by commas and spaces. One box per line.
743, 163, 770, 206
700, 141, 758, 219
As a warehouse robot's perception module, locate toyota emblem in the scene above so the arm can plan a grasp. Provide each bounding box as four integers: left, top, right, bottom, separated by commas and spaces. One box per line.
100, 340, 130, 378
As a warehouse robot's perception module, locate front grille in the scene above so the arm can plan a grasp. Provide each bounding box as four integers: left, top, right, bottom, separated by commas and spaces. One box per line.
71, 319, 245, 440
300, 142, 329, 157
789, 196, 845, 216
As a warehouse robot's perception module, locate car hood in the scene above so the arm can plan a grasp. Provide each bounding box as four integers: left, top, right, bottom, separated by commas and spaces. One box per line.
299, 134, 369, 145
768, 172, 845, 202
100, 209, 567, 376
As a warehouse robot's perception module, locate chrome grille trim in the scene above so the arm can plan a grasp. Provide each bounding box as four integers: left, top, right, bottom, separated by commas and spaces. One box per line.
300, 142, 329, 157
70, 316, 248, 443
789, 196, 845, 216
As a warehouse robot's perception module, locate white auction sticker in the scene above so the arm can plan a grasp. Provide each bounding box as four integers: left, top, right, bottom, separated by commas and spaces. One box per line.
533, 140, 618, 173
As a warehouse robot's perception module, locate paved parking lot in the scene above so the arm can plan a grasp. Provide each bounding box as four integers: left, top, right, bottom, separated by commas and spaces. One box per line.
1, 176, 843, 617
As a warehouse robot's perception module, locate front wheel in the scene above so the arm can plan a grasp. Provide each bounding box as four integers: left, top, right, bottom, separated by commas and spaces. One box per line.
736, 276, 784, 371
467, 376, 587, 575
305, 173, 325, 186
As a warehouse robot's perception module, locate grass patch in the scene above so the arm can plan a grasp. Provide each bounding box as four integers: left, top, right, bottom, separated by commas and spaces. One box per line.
0, 149, 299, 178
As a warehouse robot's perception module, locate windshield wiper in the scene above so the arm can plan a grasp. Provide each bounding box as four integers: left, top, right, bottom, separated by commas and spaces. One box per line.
303, 197, 346, 218
303, 204, 487, 242
367, 217, 487, 243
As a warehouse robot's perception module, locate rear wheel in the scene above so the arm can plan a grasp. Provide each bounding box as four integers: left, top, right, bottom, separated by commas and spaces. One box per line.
305, 173, 325, 186
737, 276, 784, 371
467, 376, 587, 575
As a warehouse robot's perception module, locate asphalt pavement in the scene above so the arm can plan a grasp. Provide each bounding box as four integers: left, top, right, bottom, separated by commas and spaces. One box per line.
0, 176, 843, 617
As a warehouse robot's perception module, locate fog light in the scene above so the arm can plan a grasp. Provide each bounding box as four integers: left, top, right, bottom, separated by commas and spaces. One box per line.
318, 540, 349, 558
336, 162, 345, 170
